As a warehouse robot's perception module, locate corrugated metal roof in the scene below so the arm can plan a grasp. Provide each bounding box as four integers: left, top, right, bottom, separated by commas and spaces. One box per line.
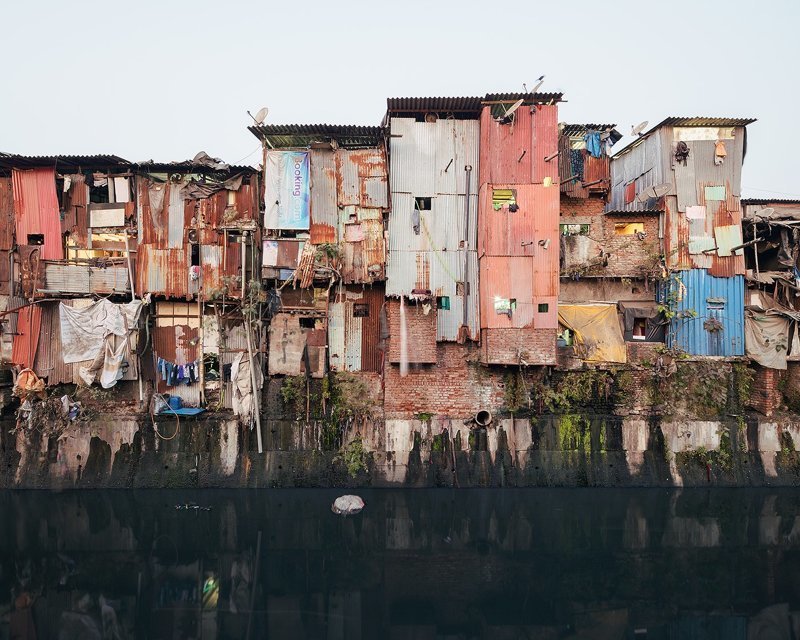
560, 123, 618, 136
742, 198, 800, 205
613, 117, 756, 157
0, 154, 130, 172
135, 160, 256, 175
386, 96, 483, 117
665, 269, 745, 356
249, 124, 384, 148
483, 92, 564, 104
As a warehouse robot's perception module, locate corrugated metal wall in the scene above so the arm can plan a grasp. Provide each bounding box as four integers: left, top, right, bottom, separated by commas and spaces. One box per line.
12, 304, 41, 369
665, 269, 745, 356
0, 178, 14, 250
328, 285, 384, 372
479, 105, 559, 186
310, 149, 338, 244
608, 133, 665, 211
44, 264, 130, 295
387, 116, 480, 340
11, 168, 63, 260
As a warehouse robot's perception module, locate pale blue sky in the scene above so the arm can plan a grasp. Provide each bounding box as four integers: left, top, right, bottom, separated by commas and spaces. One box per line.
2, 0, 797, 198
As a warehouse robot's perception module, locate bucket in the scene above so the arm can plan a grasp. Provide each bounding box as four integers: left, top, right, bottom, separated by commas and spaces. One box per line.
168, 396, 183, 411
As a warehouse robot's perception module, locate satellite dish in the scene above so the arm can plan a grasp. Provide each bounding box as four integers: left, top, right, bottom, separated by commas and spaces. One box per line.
631, 121, 649, 136
503, 99, 525, 118
247, 107, 269, 125
636, 182, 671, 202
757, 207, 775, 218
531, 75, 545, 93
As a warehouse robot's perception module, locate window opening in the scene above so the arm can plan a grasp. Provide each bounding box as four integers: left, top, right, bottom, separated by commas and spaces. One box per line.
614, 222, 645, 236
494, 297, 516, 317
560, 224, 589, 236
538, 303, 549, 313
27, 234, 44, 246
436, 296, 450, 310
456, 282, 469, 296
299, 317, 316, 329
190, 244, 200, 267
492, 189, 517, 210
414, 197, 432, 211
353, 304, 369, 318
632, 318, 647, 340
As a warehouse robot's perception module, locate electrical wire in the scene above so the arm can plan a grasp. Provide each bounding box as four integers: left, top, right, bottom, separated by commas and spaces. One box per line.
149, 393, 180, 440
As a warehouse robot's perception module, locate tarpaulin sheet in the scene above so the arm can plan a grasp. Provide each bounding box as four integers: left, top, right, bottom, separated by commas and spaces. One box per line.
558, 304, 627, 363
231, 351, 263, 425
745, 310, 792, 370
59, 299, 144, 364
264, 151, 310, 230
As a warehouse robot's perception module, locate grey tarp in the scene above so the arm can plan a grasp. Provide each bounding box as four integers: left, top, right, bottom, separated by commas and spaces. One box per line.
59, 299, 144, 363
745, 310, 792, 370
231, 351, 264, 425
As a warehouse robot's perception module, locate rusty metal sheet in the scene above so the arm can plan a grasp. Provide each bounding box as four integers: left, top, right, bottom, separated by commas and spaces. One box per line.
532, 104, 559, 183
310, 149, 338, 244
153, 322, 201, 404
200, 245, 224, 294
479, 256, 535, 329
12, 168, 63, 260
479, 184, 558, 258
336, 148, 389, 208
44, 263, 130, 295
386, 250, 430, 296
136, 247, 189, 298
329, 286, 383, 373
12, 303, 41, 369
0, 178, 15, 250
193, 191, 228, 244
480, 107, 533, 185
340, 218, 385, 284
0, 251, 9, 295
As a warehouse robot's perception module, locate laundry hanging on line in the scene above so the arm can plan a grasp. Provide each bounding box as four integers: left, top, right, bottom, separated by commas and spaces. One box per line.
157, 357, 201, 386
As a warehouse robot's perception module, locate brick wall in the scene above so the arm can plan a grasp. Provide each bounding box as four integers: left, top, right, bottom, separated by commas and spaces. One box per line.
481, 327, 556, 365
387, 299, 437, 364
749, 364, 782, 417
560, 196, 660, 279
626, 341, 662, 365
384, 343, 506, 418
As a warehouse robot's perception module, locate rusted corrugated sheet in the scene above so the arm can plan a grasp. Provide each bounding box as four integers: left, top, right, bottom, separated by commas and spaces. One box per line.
200, 245, 224, 293
479, 256, 539, 329
61, 174, 88, 246
193, 191, 227, 244
0, 251, 9, 295
34, 301, 74, 384
531, 104, 559, 183
310, 149, 338, 244
153, 323, 201, 405
480, 107, 533, 185
12, 168, 63, 260
340, 218, 385, 284
0, 178, 14, 250
44, 263, 130, 295
478, 184, 558, 259
12, 304, 41, 369
336, 148, 389, 208
328, 285, 384, 372
136, 247, 188, 298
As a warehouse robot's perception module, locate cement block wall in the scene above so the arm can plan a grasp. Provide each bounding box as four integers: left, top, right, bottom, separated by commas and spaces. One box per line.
4, 412, 800, 489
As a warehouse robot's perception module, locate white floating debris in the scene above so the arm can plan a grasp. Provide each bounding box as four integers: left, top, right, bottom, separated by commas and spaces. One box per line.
332, 495, 365, 516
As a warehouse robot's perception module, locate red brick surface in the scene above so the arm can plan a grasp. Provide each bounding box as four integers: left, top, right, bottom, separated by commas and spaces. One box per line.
481, 327, 557, 365
387, 299, 437, 364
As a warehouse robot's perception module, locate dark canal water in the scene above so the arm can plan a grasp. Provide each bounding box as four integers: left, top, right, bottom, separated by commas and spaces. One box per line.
1, 488, 799, 639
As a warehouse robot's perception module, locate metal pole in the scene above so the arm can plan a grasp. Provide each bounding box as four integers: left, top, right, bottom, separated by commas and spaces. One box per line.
243, 232, 264, 454
463, 165, 472, 331
124, 230, 136, 301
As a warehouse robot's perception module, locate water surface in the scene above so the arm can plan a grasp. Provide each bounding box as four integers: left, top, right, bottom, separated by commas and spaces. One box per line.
1, 488, 799, 639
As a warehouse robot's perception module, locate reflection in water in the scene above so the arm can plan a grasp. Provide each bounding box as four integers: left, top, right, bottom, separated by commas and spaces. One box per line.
0, 488, 799, 639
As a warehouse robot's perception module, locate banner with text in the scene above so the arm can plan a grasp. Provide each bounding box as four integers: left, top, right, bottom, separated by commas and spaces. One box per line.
264, 150, 310, 230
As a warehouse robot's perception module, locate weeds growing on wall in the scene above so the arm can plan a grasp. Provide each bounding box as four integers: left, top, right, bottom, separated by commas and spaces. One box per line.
336, 436, 369, 478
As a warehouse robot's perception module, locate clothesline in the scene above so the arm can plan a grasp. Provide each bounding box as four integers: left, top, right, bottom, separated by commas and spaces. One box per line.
157, 357, 200, 387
